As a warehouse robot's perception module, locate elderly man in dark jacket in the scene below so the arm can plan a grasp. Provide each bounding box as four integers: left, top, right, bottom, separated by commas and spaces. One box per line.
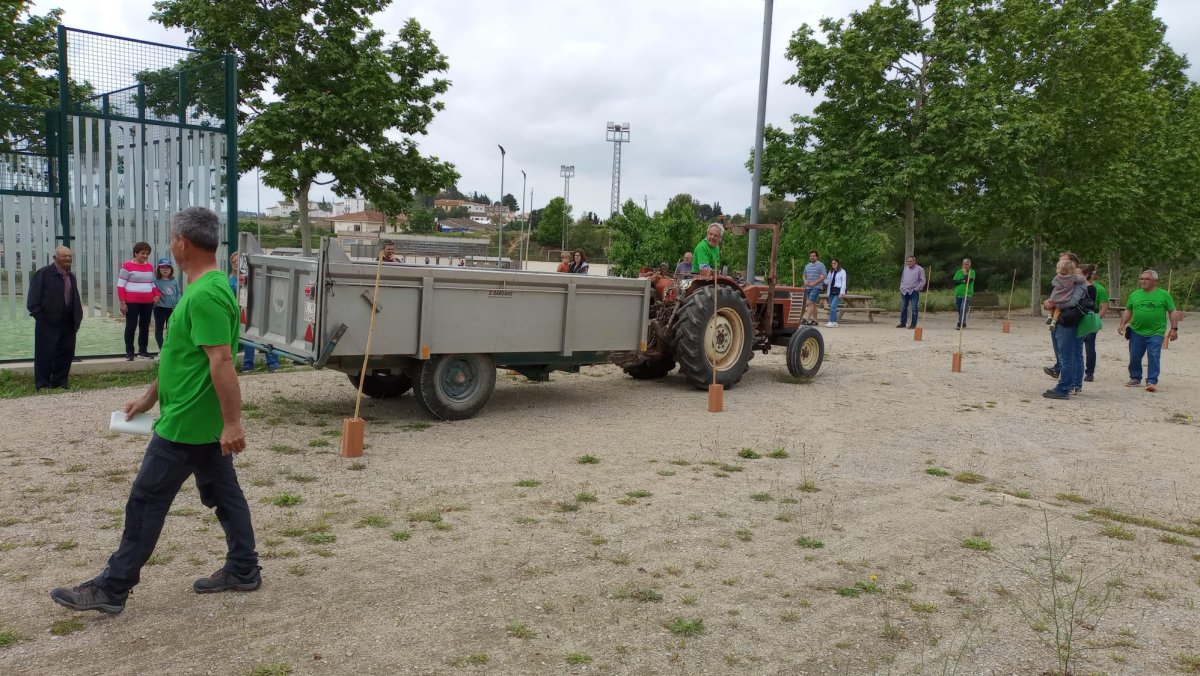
27, 246, 84, 390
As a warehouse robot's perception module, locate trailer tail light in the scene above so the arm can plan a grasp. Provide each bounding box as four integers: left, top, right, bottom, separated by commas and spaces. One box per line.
303, 284, 316, 345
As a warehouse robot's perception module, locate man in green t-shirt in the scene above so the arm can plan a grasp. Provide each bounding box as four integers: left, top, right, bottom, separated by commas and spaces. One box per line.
51, 207, 259, 615
1118, 268, 1180, 392
952, 258, 976, 329
692, 223, 723, 275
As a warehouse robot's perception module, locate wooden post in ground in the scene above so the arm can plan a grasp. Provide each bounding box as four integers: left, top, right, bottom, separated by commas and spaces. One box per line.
914, 266, 930, 341
1002, 269, 1016, 333
341, 249, 386, 457
1163, 269, 1174, 350
708, 281, 724, 412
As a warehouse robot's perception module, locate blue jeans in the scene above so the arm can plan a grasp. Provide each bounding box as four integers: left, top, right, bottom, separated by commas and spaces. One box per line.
94, 434, 258, 594
243, 345, 279, 371
828, 294, 841, 323
956, 296, 972, 326
1052, 325, 1082, 395
899, 291, 919, 326
1127, 330, 1163, 385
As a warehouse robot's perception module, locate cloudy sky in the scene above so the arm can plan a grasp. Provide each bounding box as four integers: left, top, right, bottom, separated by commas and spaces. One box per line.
30, 0, 1200, 219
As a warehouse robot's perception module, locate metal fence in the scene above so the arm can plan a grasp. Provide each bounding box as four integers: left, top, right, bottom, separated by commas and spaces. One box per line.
0, 27, 237, 358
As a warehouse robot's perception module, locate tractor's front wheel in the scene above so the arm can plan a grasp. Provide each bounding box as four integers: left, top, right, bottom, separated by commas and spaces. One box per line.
786, 326, 825, 380
673, 284, 754, 390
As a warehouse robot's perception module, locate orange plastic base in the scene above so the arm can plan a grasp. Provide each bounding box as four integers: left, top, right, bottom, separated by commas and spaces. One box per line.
951, 352, 963, 372
340, 417, 365, 458
913, 326, 923, 341
708, 384, 724, 413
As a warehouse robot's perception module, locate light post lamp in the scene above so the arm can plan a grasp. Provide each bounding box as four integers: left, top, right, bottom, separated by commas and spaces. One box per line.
746, 0, 774, 283
497, 144, 506, 267
520, 169, 527, 269
560, 165, 574, 252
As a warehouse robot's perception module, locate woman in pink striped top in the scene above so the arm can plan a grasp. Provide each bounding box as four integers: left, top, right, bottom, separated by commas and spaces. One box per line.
117, 241, 160, 360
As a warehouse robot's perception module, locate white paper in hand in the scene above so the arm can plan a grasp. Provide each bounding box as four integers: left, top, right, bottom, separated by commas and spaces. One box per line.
109, 411, 154, 436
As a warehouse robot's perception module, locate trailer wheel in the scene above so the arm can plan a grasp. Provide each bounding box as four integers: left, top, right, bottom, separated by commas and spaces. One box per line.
622, 357, 676, 380
674, 284, 754, 390
786, 326, 824, 380
412, 354, 497, 421
347, 372, 412, 399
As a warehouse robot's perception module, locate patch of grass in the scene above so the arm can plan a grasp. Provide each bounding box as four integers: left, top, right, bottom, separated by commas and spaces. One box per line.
577, 454, 600, 465
307, 438, 330, 448
1159, 534, 1191, 546
737, 448, 761, 459
145, 553, 173, 565
836, 580, 882, 598
575, 492, 597, 503
407, 510, 443, 523
924, 467, 950, 477
1006, 489, 1032, 499
391, 530, 411, 541
1178, 653, 1200, 673
506, 622, 535, 639
626, 489, 652, 498
1101, 525, 1136, 540
515, 479, 541, 488
270, 493, 303, 507
286, 564, 309, 577
797, 480, 820, 493
348, 461, 366, 471
656, 469, 675, 476
1, 368, 158, 399
667, 617, 705, 637
796, 536, 825, 549
248, 663, 293, 676
1089, 507, 1200, 538
556, 501, 581, 512
250, 477, 275, 487
0, 630, 22, 647
909, 602, 938, 614
50, 618, 85, 636
269, 444, 303, 456
615, 497, 638, 506
304, 533, 336, 545
718, 463, 744, 473
1056, 492, 1092, 504
668, 459, 690, 466
357, 515, 391, 528
565, 653, 592, 665
953, 471, 984, 484
514, 516, 538, 525
735, 529, 753, 541
750, 492, 773, 502
64, 464, 87, 473
53, 540, 77, 551
282, 472, 317, 484
767, 448, 789, 459
961, 537, 993, 552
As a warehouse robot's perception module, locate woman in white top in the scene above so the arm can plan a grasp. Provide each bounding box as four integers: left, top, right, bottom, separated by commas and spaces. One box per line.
825, 258, 847, 327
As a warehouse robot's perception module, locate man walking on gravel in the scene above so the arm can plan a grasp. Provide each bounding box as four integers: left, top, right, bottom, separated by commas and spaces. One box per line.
897, 256, 925, 329
1118, 269, 1179, 392
51, 207, 260, 615
801, 250, 827, 326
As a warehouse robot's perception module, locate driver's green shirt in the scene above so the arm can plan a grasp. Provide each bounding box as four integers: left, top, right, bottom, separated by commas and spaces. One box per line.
692, 239, 720, 273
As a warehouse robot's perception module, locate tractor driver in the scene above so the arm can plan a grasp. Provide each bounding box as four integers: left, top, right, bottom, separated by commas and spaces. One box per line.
692, 223, 723, 276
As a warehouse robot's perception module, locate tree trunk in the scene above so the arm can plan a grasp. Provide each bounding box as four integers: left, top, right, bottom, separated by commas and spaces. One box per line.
1108, 249, 1121, 303
1030, 233, 1043, 317
903, 198, 915, 260
297, 182, 312, 256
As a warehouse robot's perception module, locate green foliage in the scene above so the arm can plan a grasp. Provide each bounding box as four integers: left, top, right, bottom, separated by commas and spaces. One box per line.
608, 198, 706, 277
408, 207, 436, 234
534, 197, 572, 247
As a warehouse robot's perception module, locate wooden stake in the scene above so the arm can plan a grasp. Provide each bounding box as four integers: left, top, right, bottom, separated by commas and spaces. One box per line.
953, 276, 971, 372
708, 280, 724, 412
790, 258, 796, 288
914, 265, 930, 341
342, 248, 386, 457
1002, 268, 1016, 333
1163, 269, 1174, 350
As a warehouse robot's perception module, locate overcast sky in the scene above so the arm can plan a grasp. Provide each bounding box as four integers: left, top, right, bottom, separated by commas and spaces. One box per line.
31, 0, 1200, 219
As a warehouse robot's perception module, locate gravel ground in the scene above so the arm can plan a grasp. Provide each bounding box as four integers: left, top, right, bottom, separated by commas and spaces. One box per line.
1, 312, 1197, 675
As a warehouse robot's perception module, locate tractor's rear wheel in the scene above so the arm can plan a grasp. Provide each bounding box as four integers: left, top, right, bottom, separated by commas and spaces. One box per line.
786, 326, 825, 379
673, 284, 754, 390
412, 354, 497, 420
622, 357, 676, 380
348, 372, 412, 399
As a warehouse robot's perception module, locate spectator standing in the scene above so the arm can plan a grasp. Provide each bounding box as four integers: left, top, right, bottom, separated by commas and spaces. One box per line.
26, 246, 83, 390
897, 256, 925, 329
569, 249, 589, 274
952, 258, 976, 329
380, 240, 398, 263
825, 258, 846, 328
1080, 264, 1109, 383
1118, 269, 1179, 392
50, 207, 260, 615
675, 252, 693, 278
1042, 259, 1087, 399
228, 253, 279, 373
556, 252, 571, 272
118, 242, 160, 360
801, 250, 827, 326
1044, 252, 1081, 378
153, 258, 181, 353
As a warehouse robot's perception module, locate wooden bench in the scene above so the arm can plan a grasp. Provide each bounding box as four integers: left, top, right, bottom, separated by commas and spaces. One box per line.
818, 293, 881, 323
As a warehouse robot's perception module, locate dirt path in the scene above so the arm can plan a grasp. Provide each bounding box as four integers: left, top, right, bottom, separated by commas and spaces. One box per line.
1, 313, 1197, 675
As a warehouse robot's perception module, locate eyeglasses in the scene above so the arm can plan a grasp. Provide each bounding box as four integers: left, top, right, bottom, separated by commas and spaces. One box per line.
1139, 277, 1153, 281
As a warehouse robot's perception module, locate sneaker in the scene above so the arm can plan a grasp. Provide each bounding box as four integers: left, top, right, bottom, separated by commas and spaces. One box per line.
136, 353, 154, 360
895, 323, 906, 328
825, 322, 837, 328
1084, 374, 1094, 382
1042, 390, 1069, 400
50, 580, 127, 614
125, 354, 135, 362
1145, 384, 1157, 393
1043, 366, 1060, 378
908, 324, 917, 329
1125, 380, 1141, 387
193, 566, 262, 594
1069, 388, 1081, 395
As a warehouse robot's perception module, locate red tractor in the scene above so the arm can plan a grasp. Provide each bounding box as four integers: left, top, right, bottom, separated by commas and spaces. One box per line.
614, 223, 825, 388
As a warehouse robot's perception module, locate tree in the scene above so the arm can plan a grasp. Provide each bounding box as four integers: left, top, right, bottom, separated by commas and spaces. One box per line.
500, 193, 518, 212
153, 0, 460, 254
608, 198, 704, 277
534, 197, 572, 247
408, 207, 435, 234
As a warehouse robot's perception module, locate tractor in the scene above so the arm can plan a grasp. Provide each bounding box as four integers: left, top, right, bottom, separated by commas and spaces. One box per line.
612, 223, 825, 388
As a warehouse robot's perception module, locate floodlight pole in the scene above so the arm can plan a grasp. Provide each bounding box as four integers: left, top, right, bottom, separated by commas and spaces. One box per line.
747, 0, 774, 284
520, 169, 527, 269
497, 144, 506, 267
560, 165, 574, 252
606, 122, 630, 218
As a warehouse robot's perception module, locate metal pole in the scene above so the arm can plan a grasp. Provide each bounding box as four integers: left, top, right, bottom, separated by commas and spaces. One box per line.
526, 188, 533, 267
747, 0, 774, 284
224, 53, 239, 256
56, 26, 71, 245
256, 167, 262, 240
497, 144, 505, 267
520, 170, 527, 269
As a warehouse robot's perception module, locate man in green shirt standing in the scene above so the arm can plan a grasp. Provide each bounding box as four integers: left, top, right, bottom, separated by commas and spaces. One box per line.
952, 258, 976, 329
692, 223, 723, 275
1118, 269, 1179, 392
51, 207, 260, 615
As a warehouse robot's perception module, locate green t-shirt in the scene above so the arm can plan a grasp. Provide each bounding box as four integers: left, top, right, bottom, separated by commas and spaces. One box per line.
692, 240, 720, 274
953, 269, 976, 298
1126, 287, 1175, 337
1092, 281, 1110, 305
154, 270, 239, 444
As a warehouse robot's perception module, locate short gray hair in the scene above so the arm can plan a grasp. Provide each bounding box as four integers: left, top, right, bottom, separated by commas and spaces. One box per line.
171, 207, 220, 251
962, 258, 972, 264
1143, 269, 1159, 281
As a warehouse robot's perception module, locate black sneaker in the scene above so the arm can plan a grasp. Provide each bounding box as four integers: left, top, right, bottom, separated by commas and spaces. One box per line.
895, 323, 906, 328
1084, 374, 1094, 382
125, 354, 135, 362
136, 352, 154, 360
193, 566, 262, 594
1042, 390, 1069, 400
1069, 388, 1081, 395
50, 580, 127, 614
1043, 366, 1060, 378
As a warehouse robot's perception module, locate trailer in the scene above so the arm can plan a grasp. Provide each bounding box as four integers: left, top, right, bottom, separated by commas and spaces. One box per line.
235, 234, 652, 420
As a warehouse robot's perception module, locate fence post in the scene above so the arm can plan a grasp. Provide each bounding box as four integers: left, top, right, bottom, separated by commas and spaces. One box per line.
56, 25, 71, 245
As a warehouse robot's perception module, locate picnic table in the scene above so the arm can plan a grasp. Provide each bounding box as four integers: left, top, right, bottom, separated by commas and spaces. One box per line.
818, 293, 880, 322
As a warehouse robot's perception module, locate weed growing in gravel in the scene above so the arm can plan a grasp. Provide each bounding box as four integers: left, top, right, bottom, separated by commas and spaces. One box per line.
962, 538, 993, 552
53, 540, 76, 551
1159, 534, 1190, 546
282, 472, 316, 484
718, 463, 743, 473
407, 510, 442, 523
357, 515, 391, 528
575, 492, 597, 503
391, 530, 411, 541
348, 461, 366, 471
751, 492, 772, 502
565, 653, 592, 665
506, 623, 535, 639
798, 480, 820, 493
0, 630, 21, 647
248, 663, 292, 676
925, 467, 950, 477
796, 536, 824, 549
657, 469, 676, 476
50, 619, 84, 636
681, 595, 697, 605
590, 536, 608, 546
577, 455, 600, 464
515, 479, 541, 487
287, 564, 309, 577
1101, 525, 1135, 540
304, 533, 336, 545
735, 529, 753, 541
1089, 507, 1200, 538
1056, 492, 1091, 504
307, 439, 330, 448
556, 501, 581, 512
626, 489, 651, 498
615, 497, 638, 506
954, 472, 984, 484
737, 448, 761, 459
1178, 654, 1200, 673
668, 459, 690, 466
270, 493, 302, 507
668, 618, 704, 637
